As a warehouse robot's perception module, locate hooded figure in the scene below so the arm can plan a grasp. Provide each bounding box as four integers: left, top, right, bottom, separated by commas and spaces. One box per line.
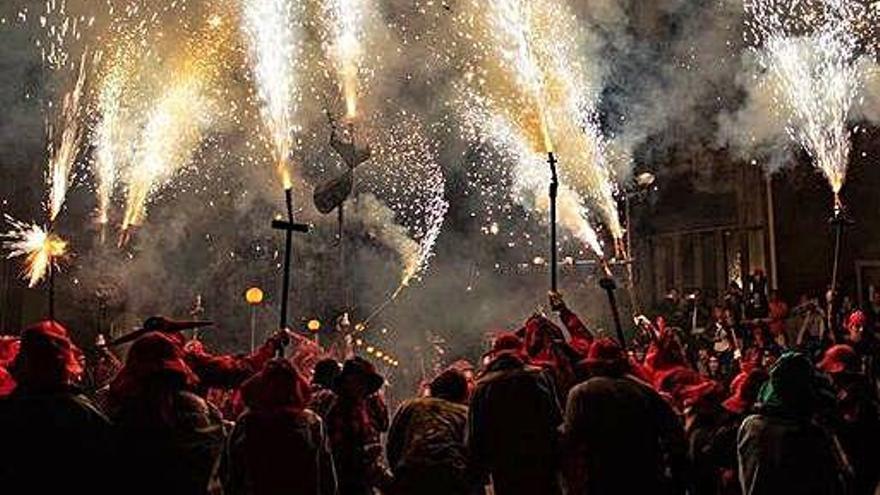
386, 368, 482, 495
562, 337, 687, 495
818, 344, 880, 495
0, 321, 114, 495
210, 359, 337, 495
324, 357, 389, 495
108, 333, 226, 495
737, 352, 849, 495
469, 333, 563, 495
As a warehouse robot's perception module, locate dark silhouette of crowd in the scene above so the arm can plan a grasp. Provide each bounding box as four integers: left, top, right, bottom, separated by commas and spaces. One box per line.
1, 278, 879, 495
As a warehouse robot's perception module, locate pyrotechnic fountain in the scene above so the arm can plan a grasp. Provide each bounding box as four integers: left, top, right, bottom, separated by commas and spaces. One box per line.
322, 0, 370, 120
451, 0, 621, 261
241, 0, 302, 188
119, 12, 231, 241
744, 0, 875, 210
743, 0, 877, 325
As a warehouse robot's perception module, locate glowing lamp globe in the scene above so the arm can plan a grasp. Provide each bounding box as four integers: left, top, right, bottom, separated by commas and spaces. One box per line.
245, 287, 264, 305
307, 319, 321, 332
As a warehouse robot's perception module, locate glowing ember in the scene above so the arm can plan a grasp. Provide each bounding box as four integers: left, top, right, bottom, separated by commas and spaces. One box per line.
242, 0, 302, 188
2, 216, 67, 288
744, 0, 877, 205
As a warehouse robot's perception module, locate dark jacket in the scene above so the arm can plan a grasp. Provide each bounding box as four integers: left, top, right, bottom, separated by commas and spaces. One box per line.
737, 412, 848, 495
562, 374, 687, 495
0, 386, 115, 495
468, 354, 562, 495
387, 397, 476, 495
113, 389, 226, 495
211, 408, 337, 495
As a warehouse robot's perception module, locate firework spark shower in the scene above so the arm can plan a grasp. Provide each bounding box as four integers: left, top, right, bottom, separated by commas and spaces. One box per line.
744, 0, 878, 207
242, 0, 302, 189
450, 0, 620, 256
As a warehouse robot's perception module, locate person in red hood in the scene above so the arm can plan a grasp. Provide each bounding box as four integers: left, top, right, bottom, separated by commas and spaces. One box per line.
818, 344, 880, 495
562, 337, 687, 495
108, 332, 226, 495
0, 335, 20, 397
210, 358, 337, 495
469, 332, 563, 495
0, 321, 114, 495
645, 329, 704, 410
114, 316, 283, 393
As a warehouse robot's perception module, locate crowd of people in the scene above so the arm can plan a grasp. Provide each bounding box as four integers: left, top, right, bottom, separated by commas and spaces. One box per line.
0, 277, 878, 495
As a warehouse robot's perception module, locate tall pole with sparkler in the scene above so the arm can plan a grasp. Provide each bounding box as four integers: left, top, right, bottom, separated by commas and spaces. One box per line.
829, 197, 853, 334
272, 187, 310, 356
548, 152, 559, 293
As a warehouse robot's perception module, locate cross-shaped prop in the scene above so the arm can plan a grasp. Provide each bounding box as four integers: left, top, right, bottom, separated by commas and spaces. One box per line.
272, 187, 310, 356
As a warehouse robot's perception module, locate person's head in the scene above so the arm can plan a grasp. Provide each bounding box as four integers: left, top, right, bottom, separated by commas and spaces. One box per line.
312, 358, 341, 389
708, 355, 720, 375
723, 368, 770, 415
10, 321, 82, 391
751, 324, 769, 345
721, 308, 736, 326
817, 344, 860, 375
846, 310, 866, 340
429, 368, 469, 404
483, 332, 524, 363
242, 358, 310, 412
697, 347, 710, 361
580, 337, 630, 378
759, 352, 835, 416
333, 357, 383, 400
111, 332, 198, 398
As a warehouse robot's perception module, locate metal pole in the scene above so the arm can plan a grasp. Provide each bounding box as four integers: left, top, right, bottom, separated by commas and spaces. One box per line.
766, 172, 779, 290
548, 152, 559, 293
250, 305, 257, 353
625, 194, 640, 313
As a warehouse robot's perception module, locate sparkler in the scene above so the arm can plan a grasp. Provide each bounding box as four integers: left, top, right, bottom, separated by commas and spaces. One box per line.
744, 0, 876, 208
241, 0, 301, 188
322, 0, 369, 119
452, 0, 620, 255
1, 216, 67, 289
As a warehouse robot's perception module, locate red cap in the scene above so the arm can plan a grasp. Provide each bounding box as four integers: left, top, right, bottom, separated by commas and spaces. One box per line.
817, 344, 859, 375
847, 310, 866, 331
723, 368, 770, 414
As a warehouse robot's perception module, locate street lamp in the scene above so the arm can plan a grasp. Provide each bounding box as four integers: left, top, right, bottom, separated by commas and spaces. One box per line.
245, 287, 264, 352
